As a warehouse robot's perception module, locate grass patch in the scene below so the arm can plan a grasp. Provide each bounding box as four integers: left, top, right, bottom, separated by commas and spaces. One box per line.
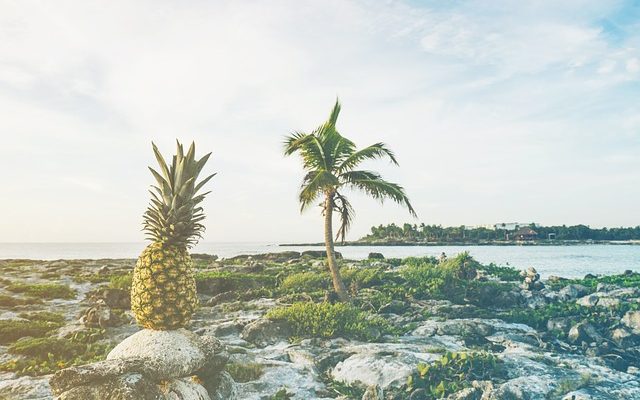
266, 301, 395, 341
6, 283, 76, 299
18, 311, 66, 324
0, 319, 64, 344
0, 294, 43, 307
0, 329, 113, 376
480, 263, 522, 281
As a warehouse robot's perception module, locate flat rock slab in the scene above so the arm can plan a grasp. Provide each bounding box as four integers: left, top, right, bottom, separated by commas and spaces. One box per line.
107, 328, 209, 379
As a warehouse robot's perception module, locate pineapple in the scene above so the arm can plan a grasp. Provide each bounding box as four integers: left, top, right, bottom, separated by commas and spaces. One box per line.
131, 141, 215, 330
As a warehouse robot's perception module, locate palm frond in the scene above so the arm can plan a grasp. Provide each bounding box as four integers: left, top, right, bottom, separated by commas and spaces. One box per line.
334, 192, 354, 243
342, 170, 417, 217
299, 170, 339, 212
338, 142, 398, 173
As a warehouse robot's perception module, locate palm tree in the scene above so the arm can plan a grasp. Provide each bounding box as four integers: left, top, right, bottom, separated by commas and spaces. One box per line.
284, 99, 416, 301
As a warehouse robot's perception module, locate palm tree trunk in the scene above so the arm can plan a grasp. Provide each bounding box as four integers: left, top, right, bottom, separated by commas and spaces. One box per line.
324, 193, 349, 302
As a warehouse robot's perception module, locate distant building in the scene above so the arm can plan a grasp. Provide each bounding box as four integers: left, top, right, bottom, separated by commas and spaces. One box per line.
494, 222, 537, 231
512, 227, 538, 241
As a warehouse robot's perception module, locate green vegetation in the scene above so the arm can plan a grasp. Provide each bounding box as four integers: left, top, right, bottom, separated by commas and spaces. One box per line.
6, 282, 76, 299
195, 271, 276, 293
266, 301, 395, 341
547, 271, 640, 291
225, 362, 265, 382
327, 380, 366, 399
0, 294, 42, 307
269, 388, 294, 400
283, 99, 415, 301
0, 319, 64, 345
0, 328, 112, 376
18, 311, 66, 324
406, 352, 505, 399
109, 273, 132, 290
365, 223, 640, 243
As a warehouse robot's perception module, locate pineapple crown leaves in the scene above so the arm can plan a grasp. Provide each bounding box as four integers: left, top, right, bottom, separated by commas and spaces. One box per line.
143, 140, 216, 248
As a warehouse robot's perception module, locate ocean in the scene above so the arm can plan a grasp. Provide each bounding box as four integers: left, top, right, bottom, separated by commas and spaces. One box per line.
1, 242, 639, 279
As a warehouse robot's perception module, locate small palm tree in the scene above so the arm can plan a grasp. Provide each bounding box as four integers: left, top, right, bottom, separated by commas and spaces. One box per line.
284, 100, 416, 301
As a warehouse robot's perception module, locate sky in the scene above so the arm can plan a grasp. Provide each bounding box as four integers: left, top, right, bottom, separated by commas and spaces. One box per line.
0, 0, 639, 243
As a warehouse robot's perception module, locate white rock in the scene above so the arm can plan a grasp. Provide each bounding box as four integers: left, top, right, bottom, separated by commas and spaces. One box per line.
165, 378, 211, 400
107, 329, 208, 378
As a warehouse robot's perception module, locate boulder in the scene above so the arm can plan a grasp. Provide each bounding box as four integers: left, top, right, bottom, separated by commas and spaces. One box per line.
367, 252, 385, 260
100, 288, 131, 309
81, 302, 122, 328
107, 329, 212, 379
301, 250, 343, 259
595, 297, 620, 308
610, 328, 635, 347
56, 373, 163, 400
437, 320, 494, 338
622, 311, 640, 333
568, 321, 603, 344
547, 317, 572, 334
241, 318, 291, 347
50, 357, 161, 395
576, 294, 600, 308
558, 284, 590, 301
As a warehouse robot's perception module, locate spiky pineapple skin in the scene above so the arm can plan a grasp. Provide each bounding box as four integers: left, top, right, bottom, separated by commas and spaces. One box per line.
131, 242, 198, 330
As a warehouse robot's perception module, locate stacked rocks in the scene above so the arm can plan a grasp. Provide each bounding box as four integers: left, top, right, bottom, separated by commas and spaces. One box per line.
520, 267, 544, 291
50, 329, 232, 400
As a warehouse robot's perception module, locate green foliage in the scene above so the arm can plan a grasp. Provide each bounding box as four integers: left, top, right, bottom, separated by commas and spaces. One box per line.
269, 388, 294, 400
225, 362, 264, 382
364, 222, 640, 242
406, 352, 505, 399
109, 273, 132, 290
280, 271, 329, 293
0, 319, 63, 344
195, 271, 276, 293
6, 283, 76, 299
547, 272, 640, 291
0, 329, 112, 376
327, 380, 365, 399
341, 267, 386, 288
480, 263, 522, 281
266, 302, 394, 341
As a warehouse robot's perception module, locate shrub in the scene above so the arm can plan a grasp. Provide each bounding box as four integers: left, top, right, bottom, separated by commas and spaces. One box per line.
109, 274, 132, 290
342, 267, 386, 288
266, 302, 393, 341
6, 283, 76, 299
225, 362, 264, 382
406, 352, 505, 399
480, 263, 521, 281
280, 271, 329, 293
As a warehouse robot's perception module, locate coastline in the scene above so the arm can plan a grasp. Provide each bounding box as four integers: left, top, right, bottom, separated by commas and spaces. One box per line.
280, 239, 640, 247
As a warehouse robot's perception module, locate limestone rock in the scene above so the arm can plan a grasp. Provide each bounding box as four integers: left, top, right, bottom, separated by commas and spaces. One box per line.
56, 373, 163, 400
107, 329, 210, 379
362, 384, 383, 400
240, 318, 291, 348
576, 294, 600, 308
82, 302, 122, 328
622, 311, 640, 333
558, 284, 590, 301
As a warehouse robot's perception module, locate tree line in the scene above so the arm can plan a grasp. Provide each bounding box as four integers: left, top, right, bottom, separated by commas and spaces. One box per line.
361, 223, 640, 242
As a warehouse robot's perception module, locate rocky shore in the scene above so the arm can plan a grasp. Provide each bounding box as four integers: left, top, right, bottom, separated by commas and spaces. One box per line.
1, 253, 640, 399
